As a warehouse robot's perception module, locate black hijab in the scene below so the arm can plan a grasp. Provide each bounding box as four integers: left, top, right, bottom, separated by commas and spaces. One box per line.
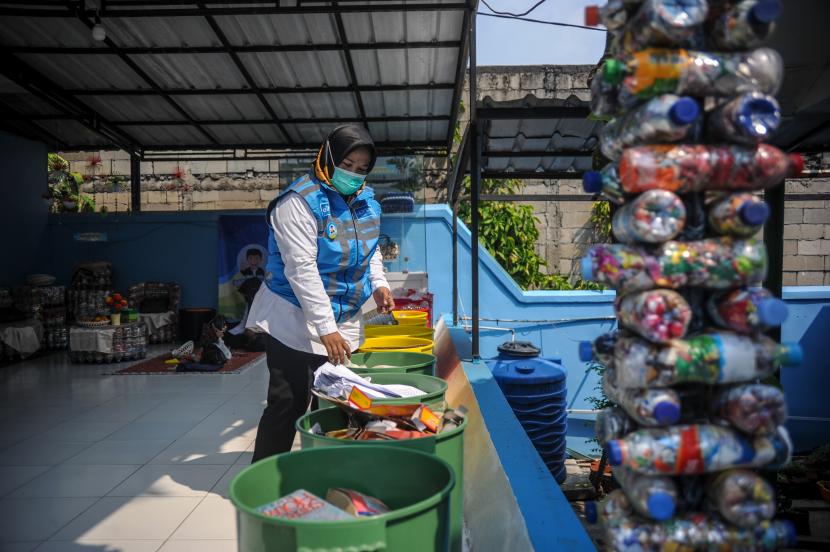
316, 124, 378, 182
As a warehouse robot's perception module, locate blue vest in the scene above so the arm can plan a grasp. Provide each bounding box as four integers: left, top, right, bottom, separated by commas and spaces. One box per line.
264, 173, 382, 322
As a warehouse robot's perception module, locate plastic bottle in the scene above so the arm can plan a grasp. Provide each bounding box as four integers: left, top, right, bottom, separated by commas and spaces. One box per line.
590, 66, 620, 117
600, 95, 700, 161
595, 407, 637, 447
619, 143, 802, 195
706, 468, 776, 528
598, 0, 628, 30
707, 192, 770, 237
579, 330, 622, 366
707, 287, 788, 334
582, 164, 626, 204
712, 383, 787, 435
604, 368, 682, 425
707, 92, 781, 145
614, 465, 678, 521
611, 189, 687, 244
606, 424, 792, 475
604, 47, 784, 105
581, 238, 768, 293
709, 0, 783, 50
599, 490, 795, 551
620, 0, 708, 53
616, 289, 691, 343
606, 332, 802, 388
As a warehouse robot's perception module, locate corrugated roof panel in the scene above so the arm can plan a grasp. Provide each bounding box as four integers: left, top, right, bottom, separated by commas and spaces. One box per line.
176, 94, 270, 121
342, 9, 464, 43
126, 125, 216, 147
368, 120, 447, 143
361, 89, 453, 117
0, 91, 63, 116
16, 54, 150, 90
352, 48, 458, 86
281, 123, 334, 145
0, 16, 101, 47
239, 51, 350, 88
36, 119, 112, 146
265, 92, 359, 120
203, 124, 287, 146
105, 17, 219, 48
130, 53, 247, 89
484, 156, 593, 173
81, 95, 186, 121
485, 119, 601, 153
215, 14, 338, 46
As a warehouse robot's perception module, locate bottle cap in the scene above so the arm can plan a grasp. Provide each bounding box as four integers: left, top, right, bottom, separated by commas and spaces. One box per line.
740, 97, 781, 138
789, 154, 804, 177
583, 171, 604, 193
647, 492, 676, 521
668, 97, 699, 126
738, 200, 770, 226
751, 0, 782, 24
584, 6, 600, 27
603, 59, 625, 85
579, 341, 595, 362
653, 402, 681, 425
581, 256, 594, 281
782, 519, 797, 547
757, 297, 789, 327
606, 440, 623, 465
781, 343, 803, 366
584, 501, 598, 524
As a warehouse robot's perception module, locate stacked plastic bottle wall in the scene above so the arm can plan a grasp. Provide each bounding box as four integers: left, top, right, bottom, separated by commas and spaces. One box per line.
581, 1, 803, 549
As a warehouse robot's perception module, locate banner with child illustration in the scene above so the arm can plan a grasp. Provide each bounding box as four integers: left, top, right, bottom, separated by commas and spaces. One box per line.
218, 215, 267, 320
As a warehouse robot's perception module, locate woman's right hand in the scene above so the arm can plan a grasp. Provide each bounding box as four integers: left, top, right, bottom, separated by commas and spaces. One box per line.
320, 331, 351, 365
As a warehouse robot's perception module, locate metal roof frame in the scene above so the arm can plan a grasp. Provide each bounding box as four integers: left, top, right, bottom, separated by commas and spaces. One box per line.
0, 0, 474, 154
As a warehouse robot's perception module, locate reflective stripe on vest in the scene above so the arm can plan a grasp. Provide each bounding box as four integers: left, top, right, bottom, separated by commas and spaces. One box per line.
263, 172, 381, 322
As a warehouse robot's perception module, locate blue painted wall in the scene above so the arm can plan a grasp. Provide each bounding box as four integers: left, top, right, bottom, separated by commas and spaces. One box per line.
0, 131, 49, 286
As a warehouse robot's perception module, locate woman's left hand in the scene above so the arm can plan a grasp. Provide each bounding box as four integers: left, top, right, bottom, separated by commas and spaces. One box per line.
373, 287, 394, 314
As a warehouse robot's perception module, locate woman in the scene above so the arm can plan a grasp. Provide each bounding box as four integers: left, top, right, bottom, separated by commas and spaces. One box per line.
248, 125, 394, 462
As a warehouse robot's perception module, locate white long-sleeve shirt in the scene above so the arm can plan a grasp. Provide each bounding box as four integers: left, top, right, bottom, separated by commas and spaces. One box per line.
246, 192, 389, 355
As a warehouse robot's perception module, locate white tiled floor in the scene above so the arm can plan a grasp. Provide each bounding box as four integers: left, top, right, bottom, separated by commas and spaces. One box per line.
0, 346, 271, 551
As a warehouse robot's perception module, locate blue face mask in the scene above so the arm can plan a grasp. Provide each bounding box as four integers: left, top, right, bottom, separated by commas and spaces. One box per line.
330, 166, 367, 196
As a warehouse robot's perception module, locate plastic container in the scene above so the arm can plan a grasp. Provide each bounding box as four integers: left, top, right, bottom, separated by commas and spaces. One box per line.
619, 0, 708, 53
707, 192, 771, 237
359, 336, 433, 354
348, 351, 436, 377
708, 0, 783, 50
707, 287, 788, 334
711, 383, 787, 435
614, 465, 677, 521
392, 310, 428, 326
603, 367, 682, 426
706, 468, 776, 528
316, 372, 447, 411
230, 446, 454, 552
365, 325, 435, 340
582, 238, 768, 293
600, 95, 700, 162
706, 92, 781, 145
604, 47, 784, 105
611, 189, 687, 244
615, 289, 691, 343
297, 407, 467, 552
606, 424, 793, 475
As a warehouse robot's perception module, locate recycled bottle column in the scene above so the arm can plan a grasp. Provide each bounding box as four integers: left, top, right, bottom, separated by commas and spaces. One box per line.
582, 1, 801, 549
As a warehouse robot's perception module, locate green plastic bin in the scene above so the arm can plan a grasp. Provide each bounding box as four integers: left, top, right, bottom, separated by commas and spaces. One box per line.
230, 446, 454, 552
349, 351, 436, 376
297, 407, 467, 552
316, 372, 448, 411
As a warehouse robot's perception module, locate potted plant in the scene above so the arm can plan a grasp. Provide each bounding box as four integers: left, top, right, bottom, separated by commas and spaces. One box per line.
105, 293, 129, 326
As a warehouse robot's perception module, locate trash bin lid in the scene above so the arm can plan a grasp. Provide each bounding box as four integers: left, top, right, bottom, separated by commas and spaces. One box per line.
497, 340, 540, 358
491, 357, 566, 386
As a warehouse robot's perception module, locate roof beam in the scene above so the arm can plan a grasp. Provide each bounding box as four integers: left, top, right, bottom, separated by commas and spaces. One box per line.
476, 105, 592, 120
480, 170, 586, 180
482, 150, 594, 158
197, 1, 293, 144
333, 9, 367, 127
3, 115, 450, 125
0, 41, 462, 55
0, 53, 141, 153
0, 3, 469, 17
447, 7, 472, 150
63, 83, 456, 96
58, 0, 220, 146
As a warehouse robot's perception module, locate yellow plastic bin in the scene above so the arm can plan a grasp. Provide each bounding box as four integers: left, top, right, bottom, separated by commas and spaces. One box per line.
392, 310, 428, 326
359, 336, 433, 354
365, 325, 434, 340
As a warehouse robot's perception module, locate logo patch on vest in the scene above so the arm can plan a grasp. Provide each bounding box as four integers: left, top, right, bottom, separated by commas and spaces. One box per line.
326, 222, 338, 240
319, 199, 331, 218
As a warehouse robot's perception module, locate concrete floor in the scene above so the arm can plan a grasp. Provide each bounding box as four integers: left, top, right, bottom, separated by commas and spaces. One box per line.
0, 346, 275, 551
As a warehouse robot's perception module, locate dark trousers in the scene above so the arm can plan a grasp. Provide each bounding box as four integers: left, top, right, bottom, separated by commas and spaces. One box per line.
252, 335, 327, 463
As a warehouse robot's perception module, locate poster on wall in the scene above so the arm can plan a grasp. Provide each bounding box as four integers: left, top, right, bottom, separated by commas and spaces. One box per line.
218, 215, 267, 320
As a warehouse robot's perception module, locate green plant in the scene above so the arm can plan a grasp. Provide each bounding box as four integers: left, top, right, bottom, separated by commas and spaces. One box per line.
386, 156, 424, 192
46, 153, 96, 213
590, 200, 612, 242
584, 360, 611, 454
106, 174, 128, 192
